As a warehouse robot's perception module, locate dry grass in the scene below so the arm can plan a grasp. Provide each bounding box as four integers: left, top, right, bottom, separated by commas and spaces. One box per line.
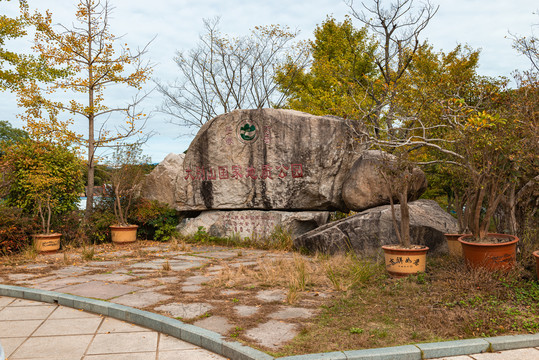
278, 255, 539, 356
168, 237, 191, 252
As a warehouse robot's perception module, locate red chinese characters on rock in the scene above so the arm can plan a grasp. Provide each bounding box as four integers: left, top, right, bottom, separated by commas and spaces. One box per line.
184, 164, 304, 181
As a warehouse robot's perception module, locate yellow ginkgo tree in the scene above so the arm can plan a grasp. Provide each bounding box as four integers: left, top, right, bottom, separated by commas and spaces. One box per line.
17, 0, 153, 216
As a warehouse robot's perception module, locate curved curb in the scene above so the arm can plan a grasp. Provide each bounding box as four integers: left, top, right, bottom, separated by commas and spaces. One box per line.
1, 284, 538, 360
0, 284, 272, 360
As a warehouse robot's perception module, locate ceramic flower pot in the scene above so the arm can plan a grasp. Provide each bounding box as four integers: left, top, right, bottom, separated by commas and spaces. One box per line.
33, 233, 61, 253
381, 245, 429, 278
445, 233, 464, 257
110, 225, 138, 244
458, 233, 519, 271
533, 251, 539, 280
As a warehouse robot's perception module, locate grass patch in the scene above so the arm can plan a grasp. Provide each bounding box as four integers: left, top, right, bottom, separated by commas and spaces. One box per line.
182, 225, 294, 251
278, 255, 539, 356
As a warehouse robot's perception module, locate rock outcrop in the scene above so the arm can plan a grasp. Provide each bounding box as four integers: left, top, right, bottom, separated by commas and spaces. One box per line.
178, 210, 330, 239
294, 200, 458, 255
143, 153, 184, 206
341, 150, 427, 211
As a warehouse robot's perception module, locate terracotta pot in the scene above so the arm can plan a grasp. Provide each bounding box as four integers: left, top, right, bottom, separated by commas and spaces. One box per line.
110, 225, 138, 244
445, 233, 464, 257
533, 251, 539, 280
33, 233, 61, 253
381, 245, 429, 278
458, 233, 519, 271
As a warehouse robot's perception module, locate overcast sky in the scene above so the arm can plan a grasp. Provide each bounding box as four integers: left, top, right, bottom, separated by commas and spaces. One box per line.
1, 0, 537, 163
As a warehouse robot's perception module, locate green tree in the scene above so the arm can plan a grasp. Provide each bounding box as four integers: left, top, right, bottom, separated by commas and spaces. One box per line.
17, 0, 153, 216
0, 120, 28, 155
2, 140, 84, 233
276, 16, 377, 119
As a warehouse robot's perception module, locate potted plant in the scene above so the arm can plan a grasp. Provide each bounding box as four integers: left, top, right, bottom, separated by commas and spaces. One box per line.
441, 165, 472, 257
452, 110, 523, 271
2, 140, 83, 253
107, 144, 149, 245
378, 151, 430, 278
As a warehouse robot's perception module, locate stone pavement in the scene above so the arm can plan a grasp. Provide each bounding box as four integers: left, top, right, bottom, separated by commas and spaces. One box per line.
0, 242, 538, 360
0, 296, 225, 359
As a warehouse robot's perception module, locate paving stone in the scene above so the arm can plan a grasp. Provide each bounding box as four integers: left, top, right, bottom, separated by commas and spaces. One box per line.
129, 259, 204, 272
48, 306, 98, 319
26, 275, 60, 284
159, 334, 198, 350
244, 320, 298, 350
193, 315, 235, 334
0, 304, 56, 320
234, 305, 260, 317
21, 264, 49, 270
86, 260, 122, 267
256, 289, 286, 303
197, 251, 239, 259
160, 348, 225, 360
33, 317, 103, 336
105, 250, 134, 257
10, 334, 93, 359
221, 289, 242, 296
139, 285, 168, 293
182, 285, 202, 292
0, 337, 25, 358
154, 303, 213, 320
87, 331, 158, 354
0, 320, 43, 337
83, 352, 157, 360
0, 297, 13, 307
7, 273, 38, 281
111, 291, 173, 308
55, 281, 140, 300
154, 276, 180, 284
85, 273, 134, 283
123, 278, 155, 287
97, 318, 149, 333
9, 299, 49, 307
471, 348, 539, 360
183, 275, 213, 285
30, 276, 90, 290
55, 265, 91, 276
269, 307, 315, 320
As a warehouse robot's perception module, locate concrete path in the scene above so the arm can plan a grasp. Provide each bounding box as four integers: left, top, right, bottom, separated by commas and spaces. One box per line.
0, 296, 225, 359
0, 242, 538, 360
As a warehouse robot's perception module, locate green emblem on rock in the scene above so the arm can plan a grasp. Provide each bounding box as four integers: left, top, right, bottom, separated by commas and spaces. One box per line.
239, 123, 257, 142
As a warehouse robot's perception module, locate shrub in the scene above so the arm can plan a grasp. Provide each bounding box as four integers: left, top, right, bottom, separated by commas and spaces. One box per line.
0, 202, 39, 254
86, 197, 116, 243
52, 210, 86, 247
2, 140, 84, 233
130, 199, 179, 241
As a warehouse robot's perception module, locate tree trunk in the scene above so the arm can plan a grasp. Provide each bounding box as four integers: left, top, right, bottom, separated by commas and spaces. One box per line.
399, 183, 411, 248
84, 7, 95, 219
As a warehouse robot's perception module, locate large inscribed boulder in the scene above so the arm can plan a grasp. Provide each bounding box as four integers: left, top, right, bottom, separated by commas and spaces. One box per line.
175, 109, 364, 211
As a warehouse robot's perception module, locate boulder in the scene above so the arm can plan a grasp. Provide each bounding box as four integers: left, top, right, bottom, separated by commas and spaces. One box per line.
341, 150, 427, 211
174, 108, 365, 211
178, 210, 330, 239
294, 199, 458, 255
143, 153, 184, 206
